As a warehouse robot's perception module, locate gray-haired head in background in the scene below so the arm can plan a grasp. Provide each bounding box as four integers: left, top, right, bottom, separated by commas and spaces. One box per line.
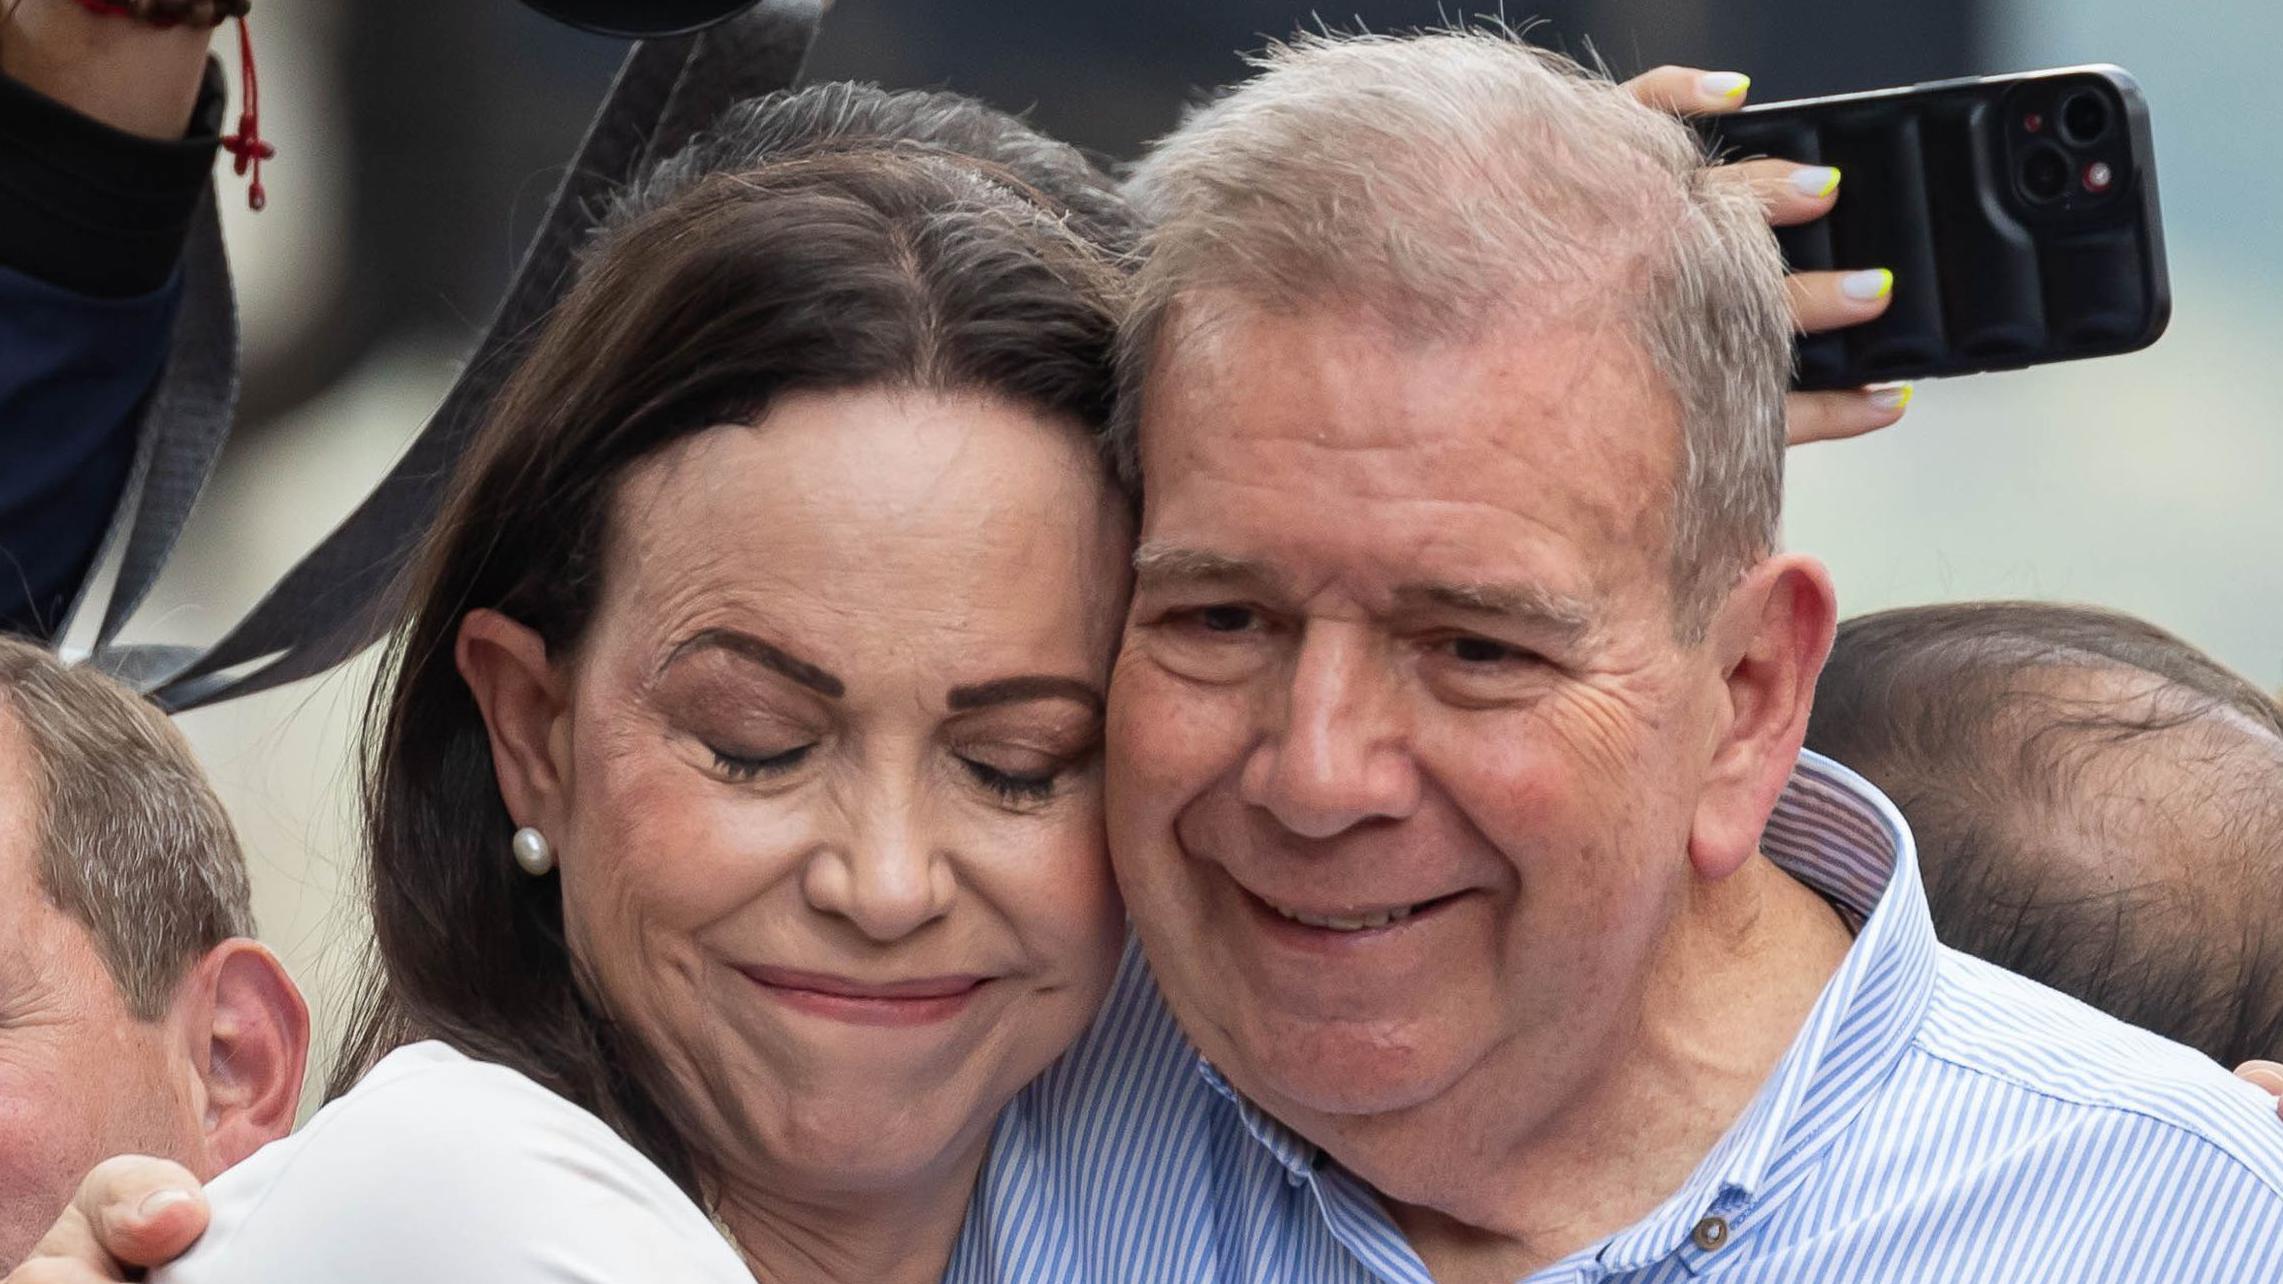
0, 633, 251, 1016
1808, 600, 2283, 1065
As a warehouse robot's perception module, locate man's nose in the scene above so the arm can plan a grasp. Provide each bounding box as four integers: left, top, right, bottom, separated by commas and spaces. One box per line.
1240, 624, 1422, 838
801, 789, 955, 942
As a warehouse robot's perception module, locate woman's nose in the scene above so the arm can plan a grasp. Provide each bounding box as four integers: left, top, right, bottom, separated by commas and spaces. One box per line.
799, 798, 956, 942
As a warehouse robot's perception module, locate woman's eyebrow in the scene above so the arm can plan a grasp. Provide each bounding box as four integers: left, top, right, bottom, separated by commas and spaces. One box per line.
946, 675, 1105, 713
662, 628, 845, 698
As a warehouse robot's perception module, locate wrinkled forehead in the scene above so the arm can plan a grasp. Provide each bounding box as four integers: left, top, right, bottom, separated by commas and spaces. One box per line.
1136, 297, 1685, 578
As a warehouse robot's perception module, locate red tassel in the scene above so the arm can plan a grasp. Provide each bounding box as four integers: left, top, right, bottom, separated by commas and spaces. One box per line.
217, 16, 272, 211
70, 0, 272, 211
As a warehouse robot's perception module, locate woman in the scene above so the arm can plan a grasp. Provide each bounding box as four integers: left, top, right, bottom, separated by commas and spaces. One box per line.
147, 82, 1138, 1284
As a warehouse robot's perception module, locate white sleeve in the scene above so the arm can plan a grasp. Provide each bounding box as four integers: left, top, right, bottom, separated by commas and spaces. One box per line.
151, 1058, 752, 1284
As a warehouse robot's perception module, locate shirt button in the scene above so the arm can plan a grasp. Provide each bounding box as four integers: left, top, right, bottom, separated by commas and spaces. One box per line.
1691, 1215, 1730, 1252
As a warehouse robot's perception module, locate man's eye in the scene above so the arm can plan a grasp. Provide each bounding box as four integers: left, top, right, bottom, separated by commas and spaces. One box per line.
1193, 605, 1257, 633
710, 744, 814, 782
1447, 636, 1528, 665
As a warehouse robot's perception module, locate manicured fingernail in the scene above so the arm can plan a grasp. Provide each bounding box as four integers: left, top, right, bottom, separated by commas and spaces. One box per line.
1791, 166, 1842, 198
140, 1189, 193, 1217
1869, 383, 1914, 411
1841, 268, 1894, 301
1699, 72, 1752, 102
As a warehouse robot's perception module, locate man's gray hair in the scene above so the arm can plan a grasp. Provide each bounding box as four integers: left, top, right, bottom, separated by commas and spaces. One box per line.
1117, 28, 1792, 631
0, 635, 252, 1019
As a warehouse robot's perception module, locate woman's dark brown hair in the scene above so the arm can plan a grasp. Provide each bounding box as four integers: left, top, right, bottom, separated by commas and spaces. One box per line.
330, 85, 1138, 1194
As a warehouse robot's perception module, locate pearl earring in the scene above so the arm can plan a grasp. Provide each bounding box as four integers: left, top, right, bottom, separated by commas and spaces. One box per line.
511, 826, 555, 876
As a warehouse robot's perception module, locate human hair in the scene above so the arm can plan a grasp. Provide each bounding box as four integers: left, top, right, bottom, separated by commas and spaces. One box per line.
1807, 601, 2283, 1064
332, 84, 1137, 1195
619, 81, 1138, 260
1115, 27, 1792, 633
0, 634, 252, 1019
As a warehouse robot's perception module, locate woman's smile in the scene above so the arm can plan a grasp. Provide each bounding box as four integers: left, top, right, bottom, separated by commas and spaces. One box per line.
736, 965, 998, 1028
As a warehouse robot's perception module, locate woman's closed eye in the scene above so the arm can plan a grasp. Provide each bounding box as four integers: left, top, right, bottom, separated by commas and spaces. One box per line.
709, 742, 815, 782
961, 757, 1062, 805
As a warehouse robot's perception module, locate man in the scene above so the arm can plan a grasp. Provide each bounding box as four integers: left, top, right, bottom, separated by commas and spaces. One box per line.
23, 27, 2282, 1284
0, 635, 306, 1271
1807, 600, 2283, 1067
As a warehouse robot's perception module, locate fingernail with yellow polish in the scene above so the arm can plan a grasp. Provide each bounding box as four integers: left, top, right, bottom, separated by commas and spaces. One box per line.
1842, 268, 1894, 302
1791, 166, 1842, 198
1699, 72, 1751, 102
1870, 383, 1914, 412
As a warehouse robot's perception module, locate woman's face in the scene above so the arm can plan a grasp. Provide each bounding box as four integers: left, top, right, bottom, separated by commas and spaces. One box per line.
490, 387, 1130, 1198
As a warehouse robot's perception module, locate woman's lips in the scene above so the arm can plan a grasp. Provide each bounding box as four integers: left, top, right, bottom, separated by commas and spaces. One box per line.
737, 965, 992, 1027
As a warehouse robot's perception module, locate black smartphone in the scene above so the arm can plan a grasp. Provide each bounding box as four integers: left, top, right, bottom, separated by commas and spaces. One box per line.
1695, 66, 2168, 390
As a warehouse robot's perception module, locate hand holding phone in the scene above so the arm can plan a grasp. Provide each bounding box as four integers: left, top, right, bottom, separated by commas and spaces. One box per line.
1696, 66, 2168, 392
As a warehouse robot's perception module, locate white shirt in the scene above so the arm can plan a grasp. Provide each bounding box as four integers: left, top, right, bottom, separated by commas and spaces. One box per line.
155, 1041, 753, 1283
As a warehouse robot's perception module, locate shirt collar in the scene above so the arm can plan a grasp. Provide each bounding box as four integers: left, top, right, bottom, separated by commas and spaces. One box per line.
1195, 749, 1941, 1275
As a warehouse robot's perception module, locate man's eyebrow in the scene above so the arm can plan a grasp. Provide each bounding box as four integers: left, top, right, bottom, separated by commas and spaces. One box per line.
1396, 581, 1596, 639
662, 628, 846, 698
1131, 542, 1278, 590
947, 675, 1106, 713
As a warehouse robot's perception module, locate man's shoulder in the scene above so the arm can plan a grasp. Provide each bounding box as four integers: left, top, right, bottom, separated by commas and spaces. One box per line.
1737, 950, 2283, 1278
1900, 946, 2283, 1191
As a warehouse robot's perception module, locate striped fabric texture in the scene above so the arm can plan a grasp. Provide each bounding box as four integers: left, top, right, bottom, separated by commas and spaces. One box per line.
947, 751, 2283, 1282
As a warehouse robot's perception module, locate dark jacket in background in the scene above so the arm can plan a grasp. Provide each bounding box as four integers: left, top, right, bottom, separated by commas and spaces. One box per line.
0, 65, 220, 638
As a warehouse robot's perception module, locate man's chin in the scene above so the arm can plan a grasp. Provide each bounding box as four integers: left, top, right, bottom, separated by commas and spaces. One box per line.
1223, 1015, 1476, 1120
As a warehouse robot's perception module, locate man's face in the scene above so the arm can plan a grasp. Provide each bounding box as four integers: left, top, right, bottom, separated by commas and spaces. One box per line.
1107, 301, 1727, 1134
0, 707, 203, 1269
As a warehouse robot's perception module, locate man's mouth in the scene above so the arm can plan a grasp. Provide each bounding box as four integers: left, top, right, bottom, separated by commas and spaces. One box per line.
1265, 901, 1419, 932
1249, 889, 1467, 934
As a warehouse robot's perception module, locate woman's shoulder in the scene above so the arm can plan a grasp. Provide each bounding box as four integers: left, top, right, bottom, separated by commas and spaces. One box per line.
154, 1041, 751, 1284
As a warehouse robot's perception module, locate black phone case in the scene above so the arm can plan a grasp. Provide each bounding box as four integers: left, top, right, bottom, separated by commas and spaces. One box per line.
1696, 66, 2169, 390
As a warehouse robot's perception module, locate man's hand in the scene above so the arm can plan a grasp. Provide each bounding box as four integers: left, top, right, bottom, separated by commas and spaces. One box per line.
1622, 66, 1911, 447
3, 1156, 208, 1283
2237, 1061, 2283, 1119
0, 0, 213, 139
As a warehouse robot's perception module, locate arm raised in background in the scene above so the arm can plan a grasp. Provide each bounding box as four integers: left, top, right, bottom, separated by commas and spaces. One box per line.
0, 0, 217, 639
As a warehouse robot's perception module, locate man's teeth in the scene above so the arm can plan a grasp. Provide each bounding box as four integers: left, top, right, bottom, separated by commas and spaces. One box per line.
1271, 903, 1416, 932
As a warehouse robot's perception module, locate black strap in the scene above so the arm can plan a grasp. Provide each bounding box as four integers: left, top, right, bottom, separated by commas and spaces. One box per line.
93, 0, 822, 710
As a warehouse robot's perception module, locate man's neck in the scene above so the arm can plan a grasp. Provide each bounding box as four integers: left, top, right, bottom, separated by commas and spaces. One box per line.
1334, 854, 1856, 1283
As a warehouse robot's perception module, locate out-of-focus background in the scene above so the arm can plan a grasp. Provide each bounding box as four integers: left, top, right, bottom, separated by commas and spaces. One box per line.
125, 0, 2283, 1107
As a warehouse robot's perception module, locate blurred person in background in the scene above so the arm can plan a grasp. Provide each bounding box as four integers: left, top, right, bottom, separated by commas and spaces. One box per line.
1807, 601, 2283, 1066
0, 0, 225, 639
0, 635, 307, 1271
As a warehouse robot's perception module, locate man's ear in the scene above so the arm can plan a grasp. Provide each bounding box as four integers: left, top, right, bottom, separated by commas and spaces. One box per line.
1687, 553, 1837, 882
455, 608, 571, 831
177, 939, 309, 1171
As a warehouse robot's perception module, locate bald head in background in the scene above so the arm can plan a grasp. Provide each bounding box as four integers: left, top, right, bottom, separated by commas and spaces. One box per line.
1808, 601, 2283, 1066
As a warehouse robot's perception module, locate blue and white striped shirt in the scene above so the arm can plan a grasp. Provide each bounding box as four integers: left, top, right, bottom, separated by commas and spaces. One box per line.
948, 751, 2283, 1282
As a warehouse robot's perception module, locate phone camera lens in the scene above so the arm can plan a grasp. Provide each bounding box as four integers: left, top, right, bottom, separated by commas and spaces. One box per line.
2020, 143, 2070, 202
2058, 92, 2112, 145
